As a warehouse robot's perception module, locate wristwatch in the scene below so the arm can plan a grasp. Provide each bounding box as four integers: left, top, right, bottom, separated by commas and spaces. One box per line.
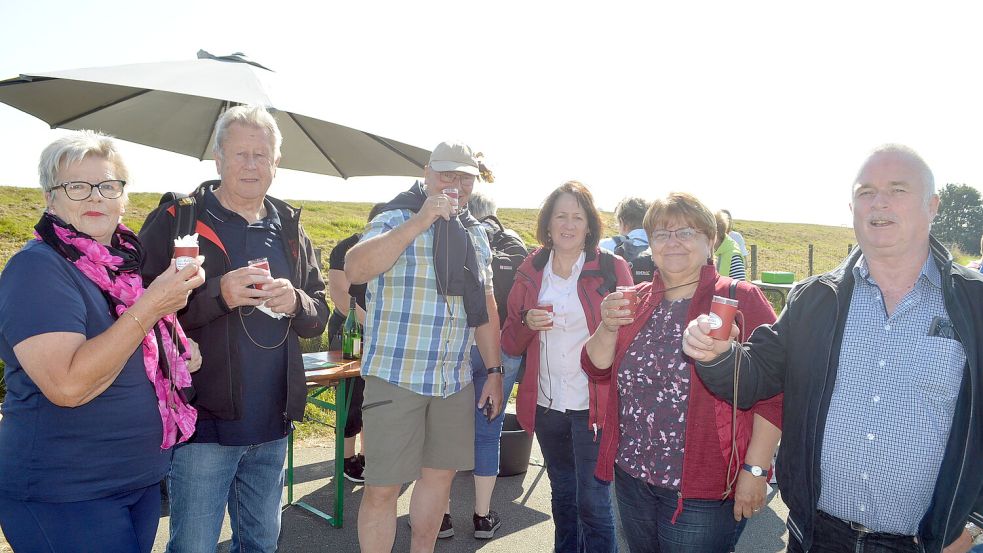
742, 463, 767, 477
486, 366, 505, 375
966, 522, 983, 545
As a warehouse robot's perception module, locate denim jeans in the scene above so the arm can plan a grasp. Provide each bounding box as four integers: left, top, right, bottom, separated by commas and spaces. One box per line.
165, 437, 288, 553
471, 346, 522, 477
786, 511, 922, 553
614, 464, 744, 553
535, 405, 617, 553
0, 484, 160, 553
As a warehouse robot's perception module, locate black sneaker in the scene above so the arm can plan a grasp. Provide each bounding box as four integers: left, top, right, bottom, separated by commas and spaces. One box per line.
473, 510, 501, 539
408, 513, 455, 538
343, 455, 364, 483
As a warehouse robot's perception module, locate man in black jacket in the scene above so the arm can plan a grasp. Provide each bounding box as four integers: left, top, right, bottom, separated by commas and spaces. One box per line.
139, 106, 328, 553
683, 144, 983, 553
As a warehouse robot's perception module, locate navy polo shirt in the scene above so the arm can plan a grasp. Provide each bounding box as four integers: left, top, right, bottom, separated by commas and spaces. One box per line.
192, 189, 291, 446
0, 241, 170, 501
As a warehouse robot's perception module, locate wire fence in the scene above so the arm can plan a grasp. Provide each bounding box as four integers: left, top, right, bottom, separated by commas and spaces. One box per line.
748, 243, 855, 281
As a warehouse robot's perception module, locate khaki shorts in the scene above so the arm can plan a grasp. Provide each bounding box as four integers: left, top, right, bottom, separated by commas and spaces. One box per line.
361, 376, 475, 486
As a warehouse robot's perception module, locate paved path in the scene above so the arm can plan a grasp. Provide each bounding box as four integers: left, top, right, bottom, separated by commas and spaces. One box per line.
148, 438, 789, 552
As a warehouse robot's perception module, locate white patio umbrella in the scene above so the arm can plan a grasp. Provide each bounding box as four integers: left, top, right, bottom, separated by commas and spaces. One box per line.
0, 51, 429, 179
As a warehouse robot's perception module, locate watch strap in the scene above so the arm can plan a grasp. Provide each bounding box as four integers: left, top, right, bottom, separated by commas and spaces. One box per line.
741, 463, 766, 477
486, 365, 505, 375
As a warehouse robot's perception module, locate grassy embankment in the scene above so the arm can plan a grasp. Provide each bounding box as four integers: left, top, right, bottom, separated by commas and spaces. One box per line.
0, 185, 866, 442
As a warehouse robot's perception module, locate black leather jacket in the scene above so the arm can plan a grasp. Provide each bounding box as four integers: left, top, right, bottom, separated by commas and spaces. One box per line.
139, 181, 328, 423
696, 237, 983, 553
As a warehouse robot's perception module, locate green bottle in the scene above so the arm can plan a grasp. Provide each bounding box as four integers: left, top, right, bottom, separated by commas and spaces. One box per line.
342, 297, 362, 360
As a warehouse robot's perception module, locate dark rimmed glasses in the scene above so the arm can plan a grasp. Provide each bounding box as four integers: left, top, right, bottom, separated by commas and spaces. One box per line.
53, 180, 126, 201
437, 171, 476, 186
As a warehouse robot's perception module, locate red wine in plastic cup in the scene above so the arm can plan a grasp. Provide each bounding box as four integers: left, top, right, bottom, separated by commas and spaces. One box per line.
538, 302, 554, 330
617, 286, 637, 318
248, 257, 271, 290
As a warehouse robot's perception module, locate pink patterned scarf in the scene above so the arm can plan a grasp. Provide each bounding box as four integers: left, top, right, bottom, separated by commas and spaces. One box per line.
34, 212, 196, 448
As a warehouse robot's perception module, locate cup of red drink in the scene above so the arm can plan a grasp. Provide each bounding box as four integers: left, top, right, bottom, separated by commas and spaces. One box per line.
173, 235, 199, 271
248, 257, 271, 290
616, 286, 638, 318
443, 187, 460, 214
537, 302, 554, 330
708, 295, 739, 340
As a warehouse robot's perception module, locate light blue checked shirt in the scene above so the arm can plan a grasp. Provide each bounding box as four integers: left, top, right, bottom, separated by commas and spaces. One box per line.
818, 254, 966, 535
360, 209, 493, 397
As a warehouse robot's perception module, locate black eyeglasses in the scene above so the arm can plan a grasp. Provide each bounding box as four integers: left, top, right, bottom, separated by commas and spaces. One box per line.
53, 180, 126, 201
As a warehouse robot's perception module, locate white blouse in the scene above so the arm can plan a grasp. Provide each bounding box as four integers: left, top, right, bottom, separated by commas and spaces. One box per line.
537, 250, 590, 412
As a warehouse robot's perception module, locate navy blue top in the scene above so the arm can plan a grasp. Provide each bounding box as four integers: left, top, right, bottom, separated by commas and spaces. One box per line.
0, 241, 169, 502
192, 189, 290, 446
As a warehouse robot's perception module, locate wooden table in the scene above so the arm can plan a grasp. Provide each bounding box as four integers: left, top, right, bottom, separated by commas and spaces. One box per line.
751, 280, 796, 311
285, 350, 361, 528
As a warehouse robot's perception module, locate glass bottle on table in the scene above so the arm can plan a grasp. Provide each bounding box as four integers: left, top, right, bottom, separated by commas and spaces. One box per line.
342, 297, 362, 360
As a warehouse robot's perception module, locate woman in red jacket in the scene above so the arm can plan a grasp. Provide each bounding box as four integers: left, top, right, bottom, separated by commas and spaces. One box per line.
502, 181, 632, 553
583, 192, 782, 553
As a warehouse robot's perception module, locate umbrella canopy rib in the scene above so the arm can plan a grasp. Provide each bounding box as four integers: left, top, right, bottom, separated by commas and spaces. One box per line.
368, 135, 426, 170
52, 88, 151, 128
288, 112, 346, 179
200, 100, 232, 161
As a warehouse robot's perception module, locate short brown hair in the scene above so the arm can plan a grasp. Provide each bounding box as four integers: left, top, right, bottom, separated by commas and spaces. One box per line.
643, 192, 717, 246
536, 181, 603, 252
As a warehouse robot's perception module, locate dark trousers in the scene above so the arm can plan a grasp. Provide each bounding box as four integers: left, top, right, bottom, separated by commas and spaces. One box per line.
614, 464, 745, 553
0, 483, 160, 553
534, 405, 617, 553
787, 511, 922, 553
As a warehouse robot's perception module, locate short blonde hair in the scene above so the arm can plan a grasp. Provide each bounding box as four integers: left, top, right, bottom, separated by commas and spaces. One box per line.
38, 130, 129, 192
643, 192, 717, 245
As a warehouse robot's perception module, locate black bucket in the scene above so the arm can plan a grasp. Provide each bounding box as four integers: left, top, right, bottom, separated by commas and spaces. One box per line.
498, 412, 533, 477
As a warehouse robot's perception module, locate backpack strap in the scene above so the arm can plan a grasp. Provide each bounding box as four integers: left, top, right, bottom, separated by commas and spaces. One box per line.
729, 279, 739, 300
172, 196, 197, 240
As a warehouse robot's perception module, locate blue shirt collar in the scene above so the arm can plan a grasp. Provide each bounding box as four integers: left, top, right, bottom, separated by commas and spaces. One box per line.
853, 250, 941, 290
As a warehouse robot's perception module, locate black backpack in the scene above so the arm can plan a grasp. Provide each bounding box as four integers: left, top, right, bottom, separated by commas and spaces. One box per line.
611, 235, 655, 284
480, 215, 529, 327
158, 191, 198, 241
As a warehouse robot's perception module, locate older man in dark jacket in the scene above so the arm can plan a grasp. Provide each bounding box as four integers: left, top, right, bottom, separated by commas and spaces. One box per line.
684, 144, 983, 553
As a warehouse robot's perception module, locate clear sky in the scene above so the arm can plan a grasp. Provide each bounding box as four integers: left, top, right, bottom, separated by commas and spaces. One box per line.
2, 1, 982, 227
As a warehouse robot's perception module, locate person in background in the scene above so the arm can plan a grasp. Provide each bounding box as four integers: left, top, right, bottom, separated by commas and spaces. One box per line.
600, 197, 654, 284
436, 184, 528, 540
0, 131, 203, 552
328, 203, 386, 484
715, 210, 747, 281
721, 209, 749, 257
583, 192, 781, 553
502, 181, 632, 553
684, 144, 983, 553
347, 141, 503, 553
140, 106, 329, 553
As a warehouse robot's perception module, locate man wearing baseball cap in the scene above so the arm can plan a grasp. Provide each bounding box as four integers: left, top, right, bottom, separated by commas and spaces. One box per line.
346, 141, 504, 553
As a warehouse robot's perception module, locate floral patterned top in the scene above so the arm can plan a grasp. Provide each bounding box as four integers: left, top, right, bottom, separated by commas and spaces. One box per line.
615, 298, 691, 489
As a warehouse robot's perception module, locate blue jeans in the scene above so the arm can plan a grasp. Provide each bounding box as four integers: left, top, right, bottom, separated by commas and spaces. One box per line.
471, 346, 521, 477
535, 405, 617, 553
0, 484, 160, 553
614, 464, 744, 553
165, 437, 288, 553
786, 511, 921, 553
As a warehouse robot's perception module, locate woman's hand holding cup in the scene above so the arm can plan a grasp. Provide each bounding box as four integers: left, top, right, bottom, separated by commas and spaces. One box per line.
682, 315, 739, 363
525, 302, 554, 332
601, 288, 636, 332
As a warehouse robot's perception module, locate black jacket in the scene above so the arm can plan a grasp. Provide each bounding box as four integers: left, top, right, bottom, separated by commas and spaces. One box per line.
139, 181, 328, 422
695, 237, 983, 553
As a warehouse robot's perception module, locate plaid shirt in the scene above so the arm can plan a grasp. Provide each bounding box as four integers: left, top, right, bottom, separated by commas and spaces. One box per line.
361, 209, 493, 397
818, 254, 966, 535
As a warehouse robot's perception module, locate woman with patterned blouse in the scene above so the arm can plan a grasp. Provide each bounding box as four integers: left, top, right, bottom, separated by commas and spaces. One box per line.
582, 192, 783, 553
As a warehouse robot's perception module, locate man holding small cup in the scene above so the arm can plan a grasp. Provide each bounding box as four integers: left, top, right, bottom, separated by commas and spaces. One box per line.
683, 145, 983, 553
346, 141, 503, 553
139, 106, 328, 552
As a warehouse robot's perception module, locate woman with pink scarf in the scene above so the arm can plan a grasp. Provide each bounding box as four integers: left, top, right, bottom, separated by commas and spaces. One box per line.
0, 131, 203, 552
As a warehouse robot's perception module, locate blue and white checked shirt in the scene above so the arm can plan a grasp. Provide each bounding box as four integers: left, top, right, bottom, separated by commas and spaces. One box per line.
360, 209, 494, 397
818, 254, 966, 535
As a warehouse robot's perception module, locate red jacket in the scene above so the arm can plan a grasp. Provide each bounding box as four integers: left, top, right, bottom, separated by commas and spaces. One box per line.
502, 247, 633, 436
581, 263, 783, 502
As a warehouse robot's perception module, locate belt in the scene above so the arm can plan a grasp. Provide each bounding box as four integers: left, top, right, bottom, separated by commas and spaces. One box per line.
818, 511, 919, 543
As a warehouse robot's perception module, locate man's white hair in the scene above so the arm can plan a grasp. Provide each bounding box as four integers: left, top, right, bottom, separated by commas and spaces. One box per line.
854, 143, 935, 205
212, 105, 282, 161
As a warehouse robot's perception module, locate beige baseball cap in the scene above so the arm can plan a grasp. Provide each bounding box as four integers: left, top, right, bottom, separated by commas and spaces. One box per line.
428, 141, 479, 175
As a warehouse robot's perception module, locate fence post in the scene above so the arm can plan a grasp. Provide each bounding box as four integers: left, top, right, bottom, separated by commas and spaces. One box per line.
750, 245, 757, 280
808, 244, 814, 276
847, 244, 853, 255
